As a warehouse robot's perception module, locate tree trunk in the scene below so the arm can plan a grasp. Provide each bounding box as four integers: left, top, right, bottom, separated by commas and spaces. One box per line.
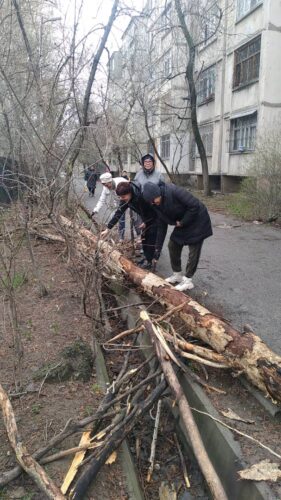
59, 216, 281, 404
174, 0, 211, 196
65, 0, 119, 204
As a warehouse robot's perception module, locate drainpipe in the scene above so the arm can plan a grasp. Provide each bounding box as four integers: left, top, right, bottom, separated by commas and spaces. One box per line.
217, 0, 228, 192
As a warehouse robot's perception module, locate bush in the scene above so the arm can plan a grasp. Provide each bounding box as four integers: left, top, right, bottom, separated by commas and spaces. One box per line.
230, 132, 281, 221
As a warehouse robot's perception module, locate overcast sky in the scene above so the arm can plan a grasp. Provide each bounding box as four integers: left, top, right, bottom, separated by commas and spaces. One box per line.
58, 0, 146, 51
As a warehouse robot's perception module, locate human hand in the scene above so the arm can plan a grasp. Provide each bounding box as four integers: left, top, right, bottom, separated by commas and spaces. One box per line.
101, 228, 109, 238
139, 222, 146, 230
175, 221, 182, 227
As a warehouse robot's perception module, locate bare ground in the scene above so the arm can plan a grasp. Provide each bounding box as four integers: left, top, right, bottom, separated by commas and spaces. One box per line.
0, 241, 127, 500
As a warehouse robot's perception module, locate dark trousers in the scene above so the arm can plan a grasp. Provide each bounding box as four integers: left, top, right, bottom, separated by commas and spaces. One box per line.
118, 212, 126, 240
168, 239, 203, 278
142, 223, 157, 262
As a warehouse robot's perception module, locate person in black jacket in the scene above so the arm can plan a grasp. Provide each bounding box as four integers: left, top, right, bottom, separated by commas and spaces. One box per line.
101, 182, 157, 269
143, 182, 213, 291
84, 166, 98, 196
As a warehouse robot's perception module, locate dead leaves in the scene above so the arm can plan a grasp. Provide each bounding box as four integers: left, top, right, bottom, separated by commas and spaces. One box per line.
238, 460, 281, 482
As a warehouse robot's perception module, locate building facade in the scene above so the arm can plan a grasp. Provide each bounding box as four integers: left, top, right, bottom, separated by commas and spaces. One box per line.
106, 0, 281, 191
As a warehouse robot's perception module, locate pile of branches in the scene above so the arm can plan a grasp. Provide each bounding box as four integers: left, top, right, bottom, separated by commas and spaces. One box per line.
0, 305, 227, 499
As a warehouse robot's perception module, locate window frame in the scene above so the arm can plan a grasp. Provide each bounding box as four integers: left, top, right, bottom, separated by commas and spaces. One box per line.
160, 134, 170, 160
236, 0, 262, 21
193, 124, 213, 157
200, 3, 221, 46
198, 65, 216, 105
233, 35, 261, 90
229, 112, 257, 153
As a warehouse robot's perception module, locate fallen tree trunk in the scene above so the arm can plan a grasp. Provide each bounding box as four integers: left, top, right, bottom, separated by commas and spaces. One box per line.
59, 216, 281, 404
140, 311, 227, 500
0, 384, 65, 499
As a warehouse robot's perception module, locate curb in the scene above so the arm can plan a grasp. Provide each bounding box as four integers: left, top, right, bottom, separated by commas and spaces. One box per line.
94, 339, 144, 500
110, 285, 276, 500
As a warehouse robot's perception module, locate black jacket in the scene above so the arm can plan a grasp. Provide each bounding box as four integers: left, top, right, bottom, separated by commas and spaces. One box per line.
84, 169, 97, 188
107, 182, 156, 229
153, 183, 212, 256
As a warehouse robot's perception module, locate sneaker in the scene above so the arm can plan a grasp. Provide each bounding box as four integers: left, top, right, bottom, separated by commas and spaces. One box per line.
175, 277, 194, 291
165, 272, 183, 284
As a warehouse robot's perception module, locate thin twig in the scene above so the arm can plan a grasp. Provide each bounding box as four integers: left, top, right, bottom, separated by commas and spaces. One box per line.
103, 325, 144, 345
174, 433, 191, 488
147, 398, 162, 482
156, 302, 187, 322
104, 302, 150, 313
190, 407, 281, 460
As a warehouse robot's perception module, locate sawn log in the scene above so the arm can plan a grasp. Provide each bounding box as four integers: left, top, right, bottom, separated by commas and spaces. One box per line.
59, 216, 281, 404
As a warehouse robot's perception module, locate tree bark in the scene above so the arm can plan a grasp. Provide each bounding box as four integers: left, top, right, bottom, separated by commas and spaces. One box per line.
0, 384, 65, 499
140, 311, 227, 500
59, 216, 281, 404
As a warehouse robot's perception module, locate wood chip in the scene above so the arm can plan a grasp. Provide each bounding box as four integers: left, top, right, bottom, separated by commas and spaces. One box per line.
105, 451, 117, 465
221, 408, 255, 424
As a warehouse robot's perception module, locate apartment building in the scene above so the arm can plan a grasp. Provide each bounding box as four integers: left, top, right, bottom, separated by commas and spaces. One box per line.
106, 0, 281, 191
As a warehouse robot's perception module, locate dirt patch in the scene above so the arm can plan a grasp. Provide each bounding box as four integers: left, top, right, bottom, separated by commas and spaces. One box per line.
0, 241, 127, 500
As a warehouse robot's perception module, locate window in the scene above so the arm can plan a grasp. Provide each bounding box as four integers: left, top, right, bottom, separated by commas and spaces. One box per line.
163, 49, 172, 77
161, 134, 170, 160
201, 4, 221, 45
237, 0, 262, 19
233, 36, 261, 88
198, 66, 215, 104
230, 112, 257, 152
192, 125, 213, 157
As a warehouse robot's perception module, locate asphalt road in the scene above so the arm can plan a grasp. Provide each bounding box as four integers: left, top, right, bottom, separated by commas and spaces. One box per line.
75, 177, 281, 354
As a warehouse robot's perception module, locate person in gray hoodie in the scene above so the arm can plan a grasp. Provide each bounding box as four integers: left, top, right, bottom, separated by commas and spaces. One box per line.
134, 154, 164, 191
